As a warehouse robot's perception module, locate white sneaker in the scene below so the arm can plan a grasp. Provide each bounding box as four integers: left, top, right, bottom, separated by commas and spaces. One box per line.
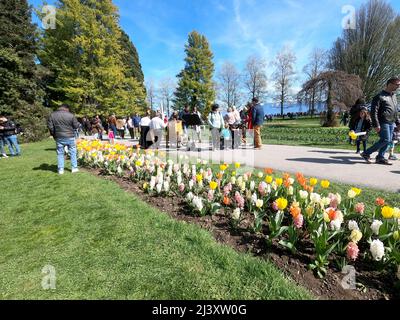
58, 169, 64, 175
71, 168, 79, 173
2, 154, 8, 158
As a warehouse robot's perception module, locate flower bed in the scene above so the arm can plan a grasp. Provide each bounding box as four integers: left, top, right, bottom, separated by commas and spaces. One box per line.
78, 140, 400, 289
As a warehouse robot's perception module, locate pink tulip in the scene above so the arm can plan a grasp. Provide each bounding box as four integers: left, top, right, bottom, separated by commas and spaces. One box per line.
355, 203, 365, 214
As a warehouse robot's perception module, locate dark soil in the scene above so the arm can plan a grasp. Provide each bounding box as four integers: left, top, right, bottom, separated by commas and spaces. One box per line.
84, 167, 399, 300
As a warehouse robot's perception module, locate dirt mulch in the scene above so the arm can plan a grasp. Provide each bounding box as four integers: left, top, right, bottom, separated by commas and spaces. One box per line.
84, 168, 399, 300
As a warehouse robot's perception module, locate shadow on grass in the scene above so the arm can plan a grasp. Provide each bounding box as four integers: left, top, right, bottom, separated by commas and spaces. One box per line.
33, 163, 59, 173
44, 148, 56, 151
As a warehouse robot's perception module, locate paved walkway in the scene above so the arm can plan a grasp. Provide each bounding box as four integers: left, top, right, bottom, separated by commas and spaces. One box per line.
84, 136, 400, 192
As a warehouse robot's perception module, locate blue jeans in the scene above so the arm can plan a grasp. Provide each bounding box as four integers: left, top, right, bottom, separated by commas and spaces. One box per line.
0, 137, 5, 155
56, 138, 77, 171
4, 135, 21, 156
365, 123, 395, 159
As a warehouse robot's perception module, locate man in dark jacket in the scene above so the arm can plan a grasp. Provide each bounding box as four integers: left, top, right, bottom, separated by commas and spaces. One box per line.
251, 97, 265, 149
361, 78, 400, 165
47, 104, 80, 174
0, 115, 21, 156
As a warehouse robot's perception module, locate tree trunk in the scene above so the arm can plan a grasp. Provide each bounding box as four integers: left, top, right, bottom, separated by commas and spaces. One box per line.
324, 81, 337, 127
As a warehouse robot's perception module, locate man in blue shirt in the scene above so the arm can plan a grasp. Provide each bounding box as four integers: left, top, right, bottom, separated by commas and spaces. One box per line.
132, 113, 141, 140
251, 97, 265, 149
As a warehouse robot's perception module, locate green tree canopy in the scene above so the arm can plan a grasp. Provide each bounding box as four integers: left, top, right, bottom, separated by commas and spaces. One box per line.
173, 31, 215, 116
0, 0, 49, 141
38, 0, 146, 116
329, 0, 400, 101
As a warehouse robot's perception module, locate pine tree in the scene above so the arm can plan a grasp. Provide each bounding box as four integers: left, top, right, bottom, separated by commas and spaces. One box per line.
119, 29, 146, 109
119, 30, 144, 84
38, 0, 146, 116
0, 0, 49, 141
174, 31, 215, 116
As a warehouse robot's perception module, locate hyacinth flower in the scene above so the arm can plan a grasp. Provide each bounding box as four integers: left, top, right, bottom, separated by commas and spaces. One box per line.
77, 140, 400, 279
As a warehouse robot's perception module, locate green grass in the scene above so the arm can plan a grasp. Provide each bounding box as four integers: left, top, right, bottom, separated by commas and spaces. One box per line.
261, 117, 400, 152
0, 139, 312, 300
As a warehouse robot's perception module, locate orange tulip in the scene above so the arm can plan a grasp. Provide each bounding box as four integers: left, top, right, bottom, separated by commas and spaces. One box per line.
223, 196, 231, 206
290, 206, 301, 219
264, 168, 274, 175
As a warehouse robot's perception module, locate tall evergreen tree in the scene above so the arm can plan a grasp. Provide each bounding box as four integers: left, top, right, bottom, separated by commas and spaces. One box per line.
38, 0, 146, 116
173, 31, 215, 116
0, 0, 49, 141
119, 30, 145, 85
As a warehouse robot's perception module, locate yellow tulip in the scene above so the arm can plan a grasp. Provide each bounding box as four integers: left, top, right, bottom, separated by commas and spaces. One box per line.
275, 178, 283, 186
135, 160, 143, 167
382, 206, 394, 219
209, 181, 218, 190
220, 164, 228, 171
349, 131, 358, 140
351, 187, 362, 196
310, 178, 318, 186
321, 180, 330, 189
235, 162, 241, 169
265, 176, 273, 184
393, 207, 400, 218
276, 198, 288, 211
306, 206, 315, 217
196, 174, 203, 183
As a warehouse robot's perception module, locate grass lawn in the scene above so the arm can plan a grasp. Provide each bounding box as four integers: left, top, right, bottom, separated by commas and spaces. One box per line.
261, 117, 400, 152
0, 139, 312, 300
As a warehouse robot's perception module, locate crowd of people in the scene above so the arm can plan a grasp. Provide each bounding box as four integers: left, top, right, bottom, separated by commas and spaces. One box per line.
3, 77, 398, 173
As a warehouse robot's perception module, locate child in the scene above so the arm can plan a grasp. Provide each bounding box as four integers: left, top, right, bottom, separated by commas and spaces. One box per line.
108, 129, 115, 144
350, 107, 372, 154
220, 122, 231, 150
388, 125, 399, 160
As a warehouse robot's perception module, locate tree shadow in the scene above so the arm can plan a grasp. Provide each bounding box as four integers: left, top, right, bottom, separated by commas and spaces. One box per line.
308, 150, 352, 155
286, 156, 367, 165
391, 171, 400, 175
33, 164, 59, 173
44, 148, 56, 151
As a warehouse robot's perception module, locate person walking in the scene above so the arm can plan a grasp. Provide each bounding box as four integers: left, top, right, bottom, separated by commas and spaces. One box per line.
132, 113, 141, 140
0, 125, 7, 158
350, 106, 372, 154
348, 98, 366, 145
251, 97, 265, 150
0, 115, 21, 156
139, 110, 151, 149
360, 78, 400, 165
47, 104, 80, 174
207, 103, 224, 151
108, 114, 117, 138
149, 111, 167, 149
127, 116, 134, 139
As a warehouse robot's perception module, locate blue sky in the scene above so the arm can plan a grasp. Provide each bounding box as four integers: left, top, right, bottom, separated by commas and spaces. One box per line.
29, 0, 400, 97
